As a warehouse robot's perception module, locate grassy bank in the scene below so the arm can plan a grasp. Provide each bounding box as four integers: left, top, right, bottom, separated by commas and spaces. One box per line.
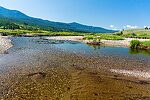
84, 34, 124, 41
1, 28, 150, 41
130, 40, 150, 50
0, 29, 124, 41
0, 29, 89, 36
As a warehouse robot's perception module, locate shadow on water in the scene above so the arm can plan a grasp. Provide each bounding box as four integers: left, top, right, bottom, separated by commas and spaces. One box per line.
34, 38, 80, 45
86, 44, 101, 50
129, 48, 150, 56
33, 38, 65, 44
85, 43, 150, 56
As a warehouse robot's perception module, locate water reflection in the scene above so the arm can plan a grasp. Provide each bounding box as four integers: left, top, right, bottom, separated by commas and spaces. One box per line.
8, 37, 150, 58
33, 38, 65, 44
85, 43, 150, 56
129, 49, 150, 56
33, 38, 80, 45
86, 44, 101, 50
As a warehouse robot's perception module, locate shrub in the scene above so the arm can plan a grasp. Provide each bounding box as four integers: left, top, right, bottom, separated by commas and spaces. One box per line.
130, 40, 141, 49
131, 33, 137, 36
84, 35, 101, 43
115, 31, 123, 36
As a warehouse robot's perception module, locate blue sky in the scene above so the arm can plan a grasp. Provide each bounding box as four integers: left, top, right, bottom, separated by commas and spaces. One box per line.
0, 0, 150, 29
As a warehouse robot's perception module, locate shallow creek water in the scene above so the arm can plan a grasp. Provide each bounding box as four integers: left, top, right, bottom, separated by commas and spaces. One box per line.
0, 37, 150, 99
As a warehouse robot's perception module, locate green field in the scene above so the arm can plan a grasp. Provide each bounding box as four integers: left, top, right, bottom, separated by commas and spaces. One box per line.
0, 29, 88, 36
0, 29, 124, 40
1, 28, 150, 40
84, 34, 124, 40
119, 29, 150, 39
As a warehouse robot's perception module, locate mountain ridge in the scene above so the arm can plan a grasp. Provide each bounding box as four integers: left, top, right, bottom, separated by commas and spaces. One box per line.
0, 6, 117, 33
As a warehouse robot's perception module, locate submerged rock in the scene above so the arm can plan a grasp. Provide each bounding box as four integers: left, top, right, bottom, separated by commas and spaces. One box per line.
86, 42, 101, 45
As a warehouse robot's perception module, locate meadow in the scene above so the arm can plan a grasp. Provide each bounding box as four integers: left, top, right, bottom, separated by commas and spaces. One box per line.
121, 29, 150, 39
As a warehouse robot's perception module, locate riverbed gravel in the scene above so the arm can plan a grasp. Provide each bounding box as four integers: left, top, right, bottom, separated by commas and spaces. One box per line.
0, 36, 12, 54
0, 37, 150, 99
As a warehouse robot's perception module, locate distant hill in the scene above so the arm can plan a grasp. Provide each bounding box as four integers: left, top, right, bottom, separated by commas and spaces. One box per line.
0, 6, 117, 33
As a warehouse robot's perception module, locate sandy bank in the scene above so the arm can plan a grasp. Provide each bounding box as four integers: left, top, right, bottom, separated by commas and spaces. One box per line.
0, 36, 12, 54
111, 69, 150, 79
45, 36, 84, 42
102, 38, 150, 47
44, 36, 150, 47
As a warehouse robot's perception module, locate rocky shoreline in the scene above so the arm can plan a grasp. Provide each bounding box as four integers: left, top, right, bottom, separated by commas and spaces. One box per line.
0, 36, 12, 54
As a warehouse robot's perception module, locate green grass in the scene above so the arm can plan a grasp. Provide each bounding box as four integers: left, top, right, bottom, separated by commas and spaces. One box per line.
115, 29, 150, 39
95, 34, 124, 40
130, 40, 141, 49
2, 28, 150, 40
130, 40, 150, 49
0, 29, 124, 40
84, 35, 95, 40
141, 41, 150, 46
84, 34, 124, 41
0, 29, 32, 35
1, 25, 150, 40
0, 29, 88, 36
84, 35, 101, 42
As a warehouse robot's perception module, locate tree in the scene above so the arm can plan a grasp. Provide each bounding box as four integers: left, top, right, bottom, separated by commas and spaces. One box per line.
145, 27, 149, 30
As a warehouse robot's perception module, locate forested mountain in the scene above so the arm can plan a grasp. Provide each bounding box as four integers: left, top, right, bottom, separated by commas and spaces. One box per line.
0, 6, 116, 33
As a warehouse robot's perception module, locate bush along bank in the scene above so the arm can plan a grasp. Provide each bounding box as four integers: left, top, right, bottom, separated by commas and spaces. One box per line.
130, 40, 150, 50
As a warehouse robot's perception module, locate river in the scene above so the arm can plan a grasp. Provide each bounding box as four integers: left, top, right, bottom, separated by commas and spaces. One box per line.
0, 37, 150, 99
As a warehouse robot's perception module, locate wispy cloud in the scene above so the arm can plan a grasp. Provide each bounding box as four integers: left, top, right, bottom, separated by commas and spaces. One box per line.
110, 25, 114, 28
123, 25, 138, 29
110, 25, 120, 30
143, 26, 150, 28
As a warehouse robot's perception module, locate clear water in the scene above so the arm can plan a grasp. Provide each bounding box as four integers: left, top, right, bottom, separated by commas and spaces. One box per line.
0, 37, 150, 77
54, 40, 150, 61
7, 37, 150, 59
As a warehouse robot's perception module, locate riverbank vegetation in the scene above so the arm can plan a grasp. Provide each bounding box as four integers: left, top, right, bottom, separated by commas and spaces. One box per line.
0, 28, 150, 52
116, 29, 150, 39
0, 28, 150, 42
84, 34, 124, 41
0, 29, 88, 36
129, 48, 150, 55
130, 40, 150, 50
0, 29, 124, 40
130, 40, 141, 49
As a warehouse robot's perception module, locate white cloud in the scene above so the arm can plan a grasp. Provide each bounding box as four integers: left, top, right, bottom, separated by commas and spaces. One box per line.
144, 26, 150, 28
124, 25, 138, 29
110, 25, 114, 28
109, 25, 121, 30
